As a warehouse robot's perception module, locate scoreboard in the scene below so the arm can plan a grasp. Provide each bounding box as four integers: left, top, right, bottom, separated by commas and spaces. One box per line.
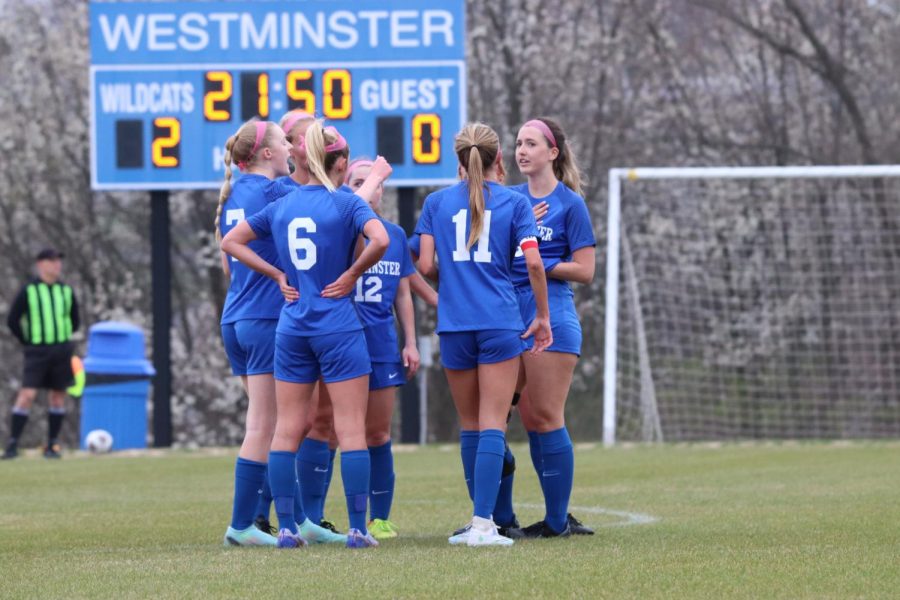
89, 0, 466, 190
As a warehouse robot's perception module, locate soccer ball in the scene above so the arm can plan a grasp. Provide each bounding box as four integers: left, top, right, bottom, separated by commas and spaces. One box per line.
85, 429, 114, 453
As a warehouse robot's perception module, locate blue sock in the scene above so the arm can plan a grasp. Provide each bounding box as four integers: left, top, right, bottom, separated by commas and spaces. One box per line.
293, 479, 308, 525
493, 445, 516, 527
321, 448, 337, 518
539, 427, 574, 533
368, 440, 395, 520
473, 429, 506, 519
341, 449, 370, 534
296, 438, 330, 524
255, 471, 272, 521
230, 457, 267, 530
527, 430, 545, 492
267, 450, 298, 533
459, 430, 479, 502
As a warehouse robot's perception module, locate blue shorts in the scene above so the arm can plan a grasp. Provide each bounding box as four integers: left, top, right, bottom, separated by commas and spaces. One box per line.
516, 287, 582, 355
370, 362, 405, 390
275, 330, 371, 384
221, 319, 277, 376
439, 330, 525, 370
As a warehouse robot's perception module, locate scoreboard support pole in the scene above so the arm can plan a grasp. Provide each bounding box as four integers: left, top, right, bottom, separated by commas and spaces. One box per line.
397, 186, 422, 444
150, 190, 173, 447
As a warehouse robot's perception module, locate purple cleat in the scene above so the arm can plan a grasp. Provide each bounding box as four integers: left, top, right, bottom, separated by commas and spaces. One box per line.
277, 528, 308, 548
345, 528, 379, 549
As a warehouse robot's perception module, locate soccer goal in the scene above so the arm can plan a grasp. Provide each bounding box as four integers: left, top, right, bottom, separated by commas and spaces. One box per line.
604, 166, 900, 445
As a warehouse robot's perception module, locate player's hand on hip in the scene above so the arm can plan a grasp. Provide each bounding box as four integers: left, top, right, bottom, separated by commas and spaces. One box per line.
277, 273, 299, 302
321, 271, 356, 298
522, 316, 553, 354
403, 345, 420, 378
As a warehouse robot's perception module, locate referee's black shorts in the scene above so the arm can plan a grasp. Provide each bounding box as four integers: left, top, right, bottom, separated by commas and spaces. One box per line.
22, 342, 74, 390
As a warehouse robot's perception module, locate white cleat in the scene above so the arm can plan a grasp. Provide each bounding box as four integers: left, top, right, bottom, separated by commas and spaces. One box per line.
448, 522, 472, 546
466, 516, 514, 547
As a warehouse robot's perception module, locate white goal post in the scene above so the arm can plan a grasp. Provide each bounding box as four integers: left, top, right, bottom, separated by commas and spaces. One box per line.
604, 165, 900, 446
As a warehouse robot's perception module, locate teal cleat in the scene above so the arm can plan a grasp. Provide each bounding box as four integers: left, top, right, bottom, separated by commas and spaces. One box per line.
297, 518, 348, 544
223, 525, 278, 547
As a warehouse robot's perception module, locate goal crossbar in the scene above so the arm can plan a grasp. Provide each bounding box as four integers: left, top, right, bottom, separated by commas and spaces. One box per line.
604, 165, 900, 446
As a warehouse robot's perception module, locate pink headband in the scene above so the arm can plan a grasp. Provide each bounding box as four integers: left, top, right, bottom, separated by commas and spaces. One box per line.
281, 110, 314, 139
236, 121, 268, 170
323, 126, 348, 153
300, 125, 348, 153
344, 158, 374, 184
522, 119, 557, 148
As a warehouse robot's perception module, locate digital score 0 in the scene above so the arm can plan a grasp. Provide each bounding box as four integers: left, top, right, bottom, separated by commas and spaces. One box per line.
92, 63, 464, 189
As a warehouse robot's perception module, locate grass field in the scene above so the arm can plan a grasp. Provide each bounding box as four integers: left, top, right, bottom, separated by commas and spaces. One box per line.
1, 441, 898, 599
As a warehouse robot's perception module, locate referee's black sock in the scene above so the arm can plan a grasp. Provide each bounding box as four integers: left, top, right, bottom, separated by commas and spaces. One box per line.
10, 409, 29, 443
47, 408, 65, 446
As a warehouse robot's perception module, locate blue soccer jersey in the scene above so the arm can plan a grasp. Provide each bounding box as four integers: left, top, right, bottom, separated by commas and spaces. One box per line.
509, 181, 596, 294
407, 233, 421, 257
220, 174, 287, 324
355, 219, 416, 362
274, 175, 300, 195
415, 181, 539, 333
246, 185, 379, 336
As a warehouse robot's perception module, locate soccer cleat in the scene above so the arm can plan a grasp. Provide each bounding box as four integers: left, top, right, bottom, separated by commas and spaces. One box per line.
276, 528, 308, 549
519, 519, 571, 539
319, 518, 341, 534
345, 528, 379, 548
43, 443, 62, 459
497, 517, 524, 540
448, 522, 471, 545
519, 520, 546, 538
567, 513, 595, 535
466, 516, 514, 547
254, 516, 276, 536
223, 525, 278, 547
2, 442, 17, 460
367, 518, 399, 540
297, 518, 347, 544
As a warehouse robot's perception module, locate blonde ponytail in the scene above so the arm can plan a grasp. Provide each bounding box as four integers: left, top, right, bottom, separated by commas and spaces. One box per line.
303, 121, 350, 192
454, 122, 500, 250
215, 134, 237, 242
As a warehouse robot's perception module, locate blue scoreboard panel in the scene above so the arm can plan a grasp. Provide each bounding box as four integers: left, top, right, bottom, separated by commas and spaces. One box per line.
90, 0, 466, 190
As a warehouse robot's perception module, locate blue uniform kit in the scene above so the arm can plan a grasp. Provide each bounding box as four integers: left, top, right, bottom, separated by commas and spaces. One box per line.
509, 182, 596, 355
355, 219, 416, 389
416, 181, 539, 369
219, 174, 288, 375
247, 185, 379, 383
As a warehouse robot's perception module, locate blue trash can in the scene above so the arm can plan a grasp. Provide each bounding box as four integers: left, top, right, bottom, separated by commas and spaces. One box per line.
80, 322, 155, 450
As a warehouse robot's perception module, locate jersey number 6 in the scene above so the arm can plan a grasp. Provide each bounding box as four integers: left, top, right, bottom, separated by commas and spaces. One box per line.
288, 217, 316, 270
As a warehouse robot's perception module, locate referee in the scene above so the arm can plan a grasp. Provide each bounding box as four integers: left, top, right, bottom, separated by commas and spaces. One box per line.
3, 248, 80, 459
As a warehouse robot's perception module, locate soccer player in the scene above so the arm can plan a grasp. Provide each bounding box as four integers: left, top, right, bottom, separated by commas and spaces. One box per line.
344, 158, 421, 539
277, 111, 346, 534
216, 119, 339, 546
278, 110, 316, 187
505, 117, 597, 538
216, 119, 289, 547
221, 122, 392, 549
415, 122, 552, 547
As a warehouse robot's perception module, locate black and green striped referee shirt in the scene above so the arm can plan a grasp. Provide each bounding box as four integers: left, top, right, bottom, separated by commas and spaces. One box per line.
6, 278, 80, 346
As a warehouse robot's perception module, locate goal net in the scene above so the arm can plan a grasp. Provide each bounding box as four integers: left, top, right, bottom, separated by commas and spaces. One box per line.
604, 166, 900, 444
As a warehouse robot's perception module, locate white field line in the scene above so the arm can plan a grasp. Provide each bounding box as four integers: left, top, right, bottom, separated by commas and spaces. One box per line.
403, 498, 659, 528
517, 502, 659, 527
